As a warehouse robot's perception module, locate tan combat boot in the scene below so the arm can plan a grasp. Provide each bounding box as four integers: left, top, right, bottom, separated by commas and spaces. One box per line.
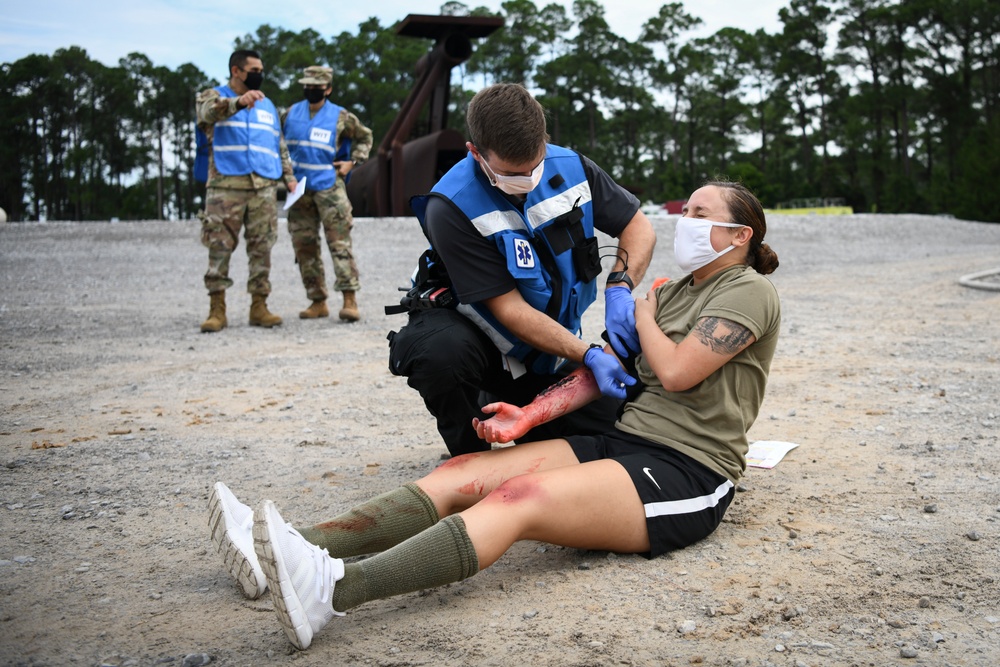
299, 299, 329, 319
249, 294, 282, 328
200, 291, 227, 333
339, 291, 360, 322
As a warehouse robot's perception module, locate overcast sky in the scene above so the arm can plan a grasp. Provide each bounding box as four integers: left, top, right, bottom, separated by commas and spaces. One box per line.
1, 0, 788, 78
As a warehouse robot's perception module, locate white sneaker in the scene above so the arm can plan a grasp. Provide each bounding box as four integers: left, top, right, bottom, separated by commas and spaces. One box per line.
253, 499, 344, 650
208, 482, 266, 599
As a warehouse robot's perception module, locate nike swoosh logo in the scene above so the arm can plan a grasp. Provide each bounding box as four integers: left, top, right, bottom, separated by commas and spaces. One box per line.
642, 467, 661, 490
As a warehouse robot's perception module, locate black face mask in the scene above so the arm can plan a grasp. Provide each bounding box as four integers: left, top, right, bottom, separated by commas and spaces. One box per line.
303, 88, 325, 104
243, 71, 263, 90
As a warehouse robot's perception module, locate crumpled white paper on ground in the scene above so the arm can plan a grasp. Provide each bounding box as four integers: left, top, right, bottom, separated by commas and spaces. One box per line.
747, 440, 800, 469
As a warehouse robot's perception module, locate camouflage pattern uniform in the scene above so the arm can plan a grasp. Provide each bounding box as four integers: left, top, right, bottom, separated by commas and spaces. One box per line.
196, 88, 296, 296
282, 66, 373, 301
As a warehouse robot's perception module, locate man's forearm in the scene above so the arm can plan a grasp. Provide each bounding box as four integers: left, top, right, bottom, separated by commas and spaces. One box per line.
483, 290, 592, 363
346, 113, 374, 162
613, 211, 656, 286
279, 137, 295, 184
196, 91, 239, 126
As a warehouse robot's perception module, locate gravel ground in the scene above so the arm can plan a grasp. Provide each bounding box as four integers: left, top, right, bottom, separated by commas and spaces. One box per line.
1, 212, 999, 667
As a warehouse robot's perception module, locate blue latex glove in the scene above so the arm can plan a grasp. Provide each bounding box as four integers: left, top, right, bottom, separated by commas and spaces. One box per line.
584, 346, 637, 400
604, 286, 640, 359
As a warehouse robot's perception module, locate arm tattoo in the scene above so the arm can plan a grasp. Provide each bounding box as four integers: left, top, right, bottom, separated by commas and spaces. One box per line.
691, 317, 754, 355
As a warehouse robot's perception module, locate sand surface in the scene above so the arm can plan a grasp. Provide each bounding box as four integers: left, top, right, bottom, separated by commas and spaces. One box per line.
1, 212, 999, 666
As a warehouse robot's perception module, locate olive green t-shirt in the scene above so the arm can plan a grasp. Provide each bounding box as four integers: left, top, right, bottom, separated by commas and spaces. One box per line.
616, 265, 781, 483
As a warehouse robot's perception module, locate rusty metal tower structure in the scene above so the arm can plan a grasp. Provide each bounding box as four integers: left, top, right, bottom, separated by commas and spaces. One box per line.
346, 14, 504, 217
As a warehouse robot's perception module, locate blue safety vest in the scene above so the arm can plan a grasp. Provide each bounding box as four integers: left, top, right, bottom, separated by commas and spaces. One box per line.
211, 85, 282, 180
194, 127, 209, 183
411, 145, 597, 375
283, 100, 344, 191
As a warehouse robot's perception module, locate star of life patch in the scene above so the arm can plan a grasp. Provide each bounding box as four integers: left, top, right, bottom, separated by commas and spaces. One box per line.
513, 238, 535, 269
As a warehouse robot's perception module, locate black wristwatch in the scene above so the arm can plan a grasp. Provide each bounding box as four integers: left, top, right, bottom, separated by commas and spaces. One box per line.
606, 271, 634, 291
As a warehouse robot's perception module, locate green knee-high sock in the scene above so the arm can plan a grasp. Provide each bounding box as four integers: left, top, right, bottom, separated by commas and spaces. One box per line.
296, 483, 439, 558
332, 515, 479, 612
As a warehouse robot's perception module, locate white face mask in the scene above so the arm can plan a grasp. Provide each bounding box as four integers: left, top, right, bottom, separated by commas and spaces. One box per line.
673, 216, 745, 273
481, 158, 545, 195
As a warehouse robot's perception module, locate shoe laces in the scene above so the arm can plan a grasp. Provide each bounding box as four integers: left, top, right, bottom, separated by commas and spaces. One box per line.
287, 522, 333, 605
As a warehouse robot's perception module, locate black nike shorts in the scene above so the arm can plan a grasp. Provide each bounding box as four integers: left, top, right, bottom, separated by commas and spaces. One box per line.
566, 429, 735, 558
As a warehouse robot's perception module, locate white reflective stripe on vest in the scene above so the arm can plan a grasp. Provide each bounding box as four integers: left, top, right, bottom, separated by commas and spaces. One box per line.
287, 139, 336, 154
291, 161, 334, 171
466, 181, 594, 239
248, 145, 279, 159
526, 181, 593, 229
456, 304, 515, 354
247, 122, 280, 137
644, 479, 734, 518
468, 209, 527, 238
215, 122, 280, 156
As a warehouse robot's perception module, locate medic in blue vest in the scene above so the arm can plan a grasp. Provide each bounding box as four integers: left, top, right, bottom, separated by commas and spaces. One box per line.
391, 83, 657, 458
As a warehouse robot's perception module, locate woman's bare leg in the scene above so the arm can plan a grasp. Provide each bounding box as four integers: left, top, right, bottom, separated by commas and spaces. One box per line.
459, 458, 649, 567
299, 446, 648, 617
415, 438, 582, 518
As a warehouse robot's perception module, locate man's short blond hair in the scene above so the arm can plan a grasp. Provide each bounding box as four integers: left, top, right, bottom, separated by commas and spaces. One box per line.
466, 83, 549, 164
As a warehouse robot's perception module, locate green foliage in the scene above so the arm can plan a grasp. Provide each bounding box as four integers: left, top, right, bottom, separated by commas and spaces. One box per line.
724, 162, 777, 207
323, 19, 428, 146
0, 48, 212, 221
951, 116, 1000, 223
1, 0, 998, 222
467, 0, 545, 85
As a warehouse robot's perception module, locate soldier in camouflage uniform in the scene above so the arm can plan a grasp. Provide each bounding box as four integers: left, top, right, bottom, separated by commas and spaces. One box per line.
196, 49, 298, 332
281, 65, 373, 322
